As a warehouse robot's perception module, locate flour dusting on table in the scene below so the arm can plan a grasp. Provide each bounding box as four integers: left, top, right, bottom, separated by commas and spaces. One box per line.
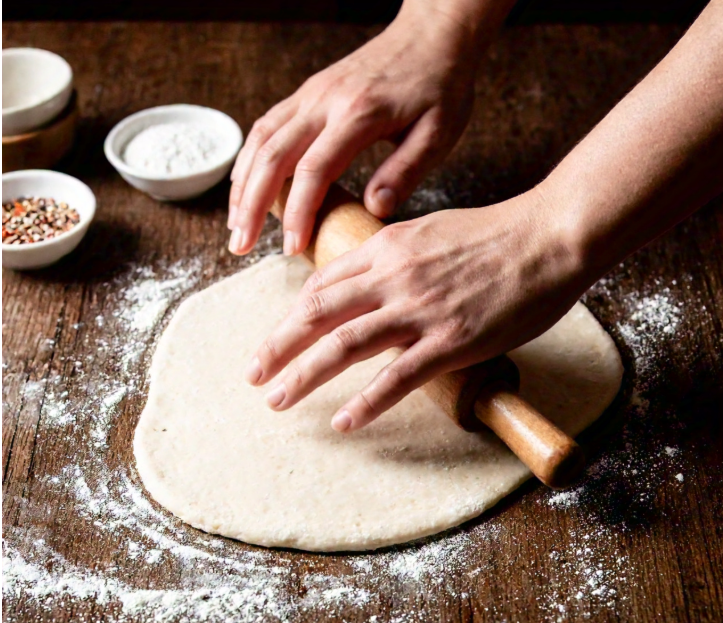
3, 249, 696, 622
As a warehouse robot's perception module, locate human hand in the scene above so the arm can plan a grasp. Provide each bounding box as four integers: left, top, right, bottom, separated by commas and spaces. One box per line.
227, 4, 483, 257
244, 189, 587, 432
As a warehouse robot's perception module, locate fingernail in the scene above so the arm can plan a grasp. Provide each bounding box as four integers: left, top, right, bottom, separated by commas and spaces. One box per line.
375, 188, 397, 217
245, 357, 262, 385
283, 231, 297, 256
266, 383, 287, 408
331, 410, 352, 432
229, 227, 247, 255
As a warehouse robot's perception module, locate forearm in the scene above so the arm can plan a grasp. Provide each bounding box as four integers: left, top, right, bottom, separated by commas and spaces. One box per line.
542, 0, 723, 281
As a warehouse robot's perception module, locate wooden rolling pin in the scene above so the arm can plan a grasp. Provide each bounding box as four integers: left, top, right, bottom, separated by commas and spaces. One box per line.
271, 181, 585, 488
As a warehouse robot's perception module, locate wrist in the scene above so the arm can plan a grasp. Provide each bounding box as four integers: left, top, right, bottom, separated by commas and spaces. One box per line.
533, 172, 632, 294
395, 0, 513, 59
524, 184, 598, 297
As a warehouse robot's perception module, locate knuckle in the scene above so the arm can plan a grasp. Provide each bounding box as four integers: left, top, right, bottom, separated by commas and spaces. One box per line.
329, 324, 361, 355
295, 152, 331, 179
284, 200, 311, 220
346, 90, 381, 116
376, 224, 400, 245
358, 362, 408, 417
296, 97, 321, 118
300, 73, 324, 92
248, 119, 272, 144
262, 335, 280, 361
417, 284, 446, 307
377, 244, 416, 274
285, 362, 304, 390
301, 292, 327, 324
304, 269, 325, 294
256, 143, 283, 167
445, 316, 475, 345
395, 256, 418, 275
376, 364, 406, 391
357, 390, 379, 419
424, 122, 445, 149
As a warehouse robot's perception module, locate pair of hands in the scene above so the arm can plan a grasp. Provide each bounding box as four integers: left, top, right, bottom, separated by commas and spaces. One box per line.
243, 194, 585, 432
227, 5, 586, 431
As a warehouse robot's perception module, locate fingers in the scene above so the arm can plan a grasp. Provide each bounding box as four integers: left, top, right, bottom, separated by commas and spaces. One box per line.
330, 340, 446, 432
298, 245, 373, 298
264, 308, 415, 411
228, 102, 296, 229
364, 110, 447, 218
246, 274, 378, 386
282, 120, 383, 255
228, 117, 322, 256
229, 103, 386, 257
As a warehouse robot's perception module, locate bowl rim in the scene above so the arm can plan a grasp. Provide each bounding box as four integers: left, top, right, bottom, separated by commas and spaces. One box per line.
104, 103, 243, 183
2, 47, 74, 116
2, 169, 96, 251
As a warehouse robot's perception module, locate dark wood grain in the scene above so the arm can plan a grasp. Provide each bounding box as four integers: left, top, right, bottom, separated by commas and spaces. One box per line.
3, 21, 722, 623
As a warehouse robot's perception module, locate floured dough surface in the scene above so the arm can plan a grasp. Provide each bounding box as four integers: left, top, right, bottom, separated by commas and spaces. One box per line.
134, 256, 623, 551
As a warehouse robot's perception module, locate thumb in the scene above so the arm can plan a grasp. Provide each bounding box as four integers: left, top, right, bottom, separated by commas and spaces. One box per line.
364, 110, 449, 218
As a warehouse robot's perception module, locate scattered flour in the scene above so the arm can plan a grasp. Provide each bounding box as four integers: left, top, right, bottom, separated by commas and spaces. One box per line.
3, 249, 698, 622
616, 289, 681, 374
6, 256, 508, 622
398, 187, 454, 218
536, 433, 691, 621
547, 489, 581, 509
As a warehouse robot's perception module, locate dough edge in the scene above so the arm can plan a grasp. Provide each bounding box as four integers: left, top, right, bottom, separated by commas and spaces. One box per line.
133, 256, 623, 552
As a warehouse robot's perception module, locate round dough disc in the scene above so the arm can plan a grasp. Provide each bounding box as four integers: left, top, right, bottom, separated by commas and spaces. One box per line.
134, 256, 623, 551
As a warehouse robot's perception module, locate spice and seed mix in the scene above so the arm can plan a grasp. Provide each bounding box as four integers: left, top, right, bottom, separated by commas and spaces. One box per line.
2, 197, 81, 245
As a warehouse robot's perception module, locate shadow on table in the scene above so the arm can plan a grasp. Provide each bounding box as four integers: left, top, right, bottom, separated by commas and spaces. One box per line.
163, 181, 233, 216
16, 219, 142, 284
48, 116, 120, 183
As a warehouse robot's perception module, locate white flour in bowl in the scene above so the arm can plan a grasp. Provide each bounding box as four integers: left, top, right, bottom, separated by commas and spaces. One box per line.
123, 122, 222, 176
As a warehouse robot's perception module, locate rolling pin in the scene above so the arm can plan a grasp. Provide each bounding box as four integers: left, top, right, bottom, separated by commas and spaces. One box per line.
271, 181, 585, 488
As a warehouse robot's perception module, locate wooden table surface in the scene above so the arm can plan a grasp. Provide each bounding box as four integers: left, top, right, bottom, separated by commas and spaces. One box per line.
3, 21, 722, 623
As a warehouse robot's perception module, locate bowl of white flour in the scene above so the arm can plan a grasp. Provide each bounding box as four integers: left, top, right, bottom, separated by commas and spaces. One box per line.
104, 104, 243, 201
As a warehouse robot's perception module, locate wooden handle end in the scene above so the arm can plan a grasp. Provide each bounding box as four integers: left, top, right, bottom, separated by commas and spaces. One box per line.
474, 388, 586, 489
541, 441, 586, 489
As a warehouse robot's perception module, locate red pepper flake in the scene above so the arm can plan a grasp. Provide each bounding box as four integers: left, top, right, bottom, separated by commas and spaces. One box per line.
2, 197, 81, 245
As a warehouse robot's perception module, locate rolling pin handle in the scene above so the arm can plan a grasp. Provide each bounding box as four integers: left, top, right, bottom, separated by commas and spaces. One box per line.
473, 387, 586, 488
430, 355, 520, 432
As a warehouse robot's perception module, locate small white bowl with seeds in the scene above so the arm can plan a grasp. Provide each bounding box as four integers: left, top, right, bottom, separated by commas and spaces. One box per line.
2, 169, 96, 270
104, 104, 243, 201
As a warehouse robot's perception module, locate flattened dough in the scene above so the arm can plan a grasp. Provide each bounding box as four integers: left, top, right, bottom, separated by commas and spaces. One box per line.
134, 256, 623, 551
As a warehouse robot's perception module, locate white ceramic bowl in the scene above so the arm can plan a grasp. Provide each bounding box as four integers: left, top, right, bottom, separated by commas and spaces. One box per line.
2, 48, 74, 137
104, 104, 243, 201
2, 170, 96, 270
